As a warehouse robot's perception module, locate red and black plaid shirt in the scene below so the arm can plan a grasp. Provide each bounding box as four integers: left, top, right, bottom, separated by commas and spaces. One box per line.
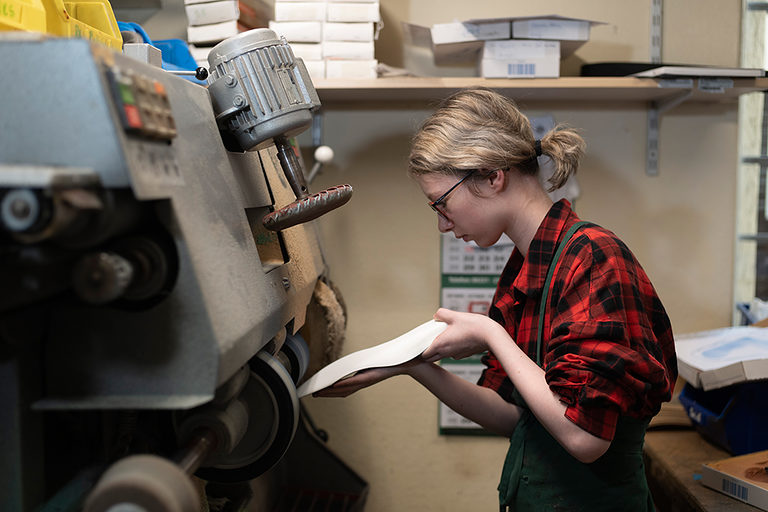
478, 200, 677, 440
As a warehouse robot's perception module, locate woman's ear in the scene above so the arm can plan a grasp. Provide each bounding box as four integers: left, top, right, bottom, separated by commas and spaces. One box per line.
487, 169, 507, 193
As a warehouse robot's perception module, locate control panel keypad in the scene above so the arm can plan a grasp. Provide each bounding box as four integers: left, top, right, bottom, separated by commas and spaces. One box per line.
107, 66, 177, 141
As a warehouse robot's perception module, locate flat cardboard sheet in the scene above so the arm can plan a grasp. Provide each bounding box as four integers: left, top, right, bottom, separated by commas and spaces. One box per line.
297, 319, 447, 397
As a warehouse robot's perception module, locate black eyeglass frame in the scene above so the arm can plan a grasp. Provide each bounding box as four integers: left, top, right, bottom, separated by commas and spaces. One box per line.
428, 169, 477, 219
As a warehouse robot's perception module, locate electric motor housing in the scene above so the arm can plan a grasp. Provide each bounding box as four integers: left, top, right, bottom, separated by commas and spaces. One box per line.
206, 29, 321, 152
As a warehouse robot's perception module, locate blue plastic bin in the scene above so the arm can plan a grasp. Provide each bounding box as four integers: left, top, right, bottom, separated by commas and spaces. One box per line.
678, 381, 768, 455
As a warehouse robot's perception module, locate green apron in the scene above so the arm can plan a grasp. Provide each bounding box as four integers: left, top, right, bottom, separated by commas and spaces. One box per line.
497, 221, 654, 511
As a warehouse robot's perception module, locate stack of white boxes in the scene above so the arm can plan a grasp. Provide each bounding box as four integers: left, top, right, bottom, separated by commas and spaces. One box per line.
479, 17, 592, 78
185, 0, 240, 67
269, 0, 379, 81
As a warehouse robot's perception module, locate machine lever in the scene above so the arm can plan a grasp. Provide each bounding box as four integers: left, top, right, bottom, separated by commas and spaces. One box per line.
265, 137, 352, 231
263, 184, 352, 231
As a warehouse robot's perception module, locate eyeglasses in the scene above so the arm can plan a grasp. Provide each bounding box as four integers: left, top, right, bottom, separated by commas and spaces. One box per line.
428, 169, 476, 220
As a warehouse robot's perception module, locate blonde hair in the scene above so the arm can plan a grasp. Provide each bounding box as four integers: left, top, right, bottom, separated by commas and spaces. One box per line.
408, 87, 585, 192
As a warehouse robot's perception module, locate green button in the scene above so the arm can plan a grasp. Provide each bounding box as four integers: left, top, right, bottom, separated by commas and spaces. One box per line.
119, 82, 135, 105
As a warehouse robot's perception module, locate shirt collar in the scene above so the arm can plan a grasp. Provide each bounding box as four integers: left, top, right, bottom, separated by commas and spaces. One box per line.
512, 199, 579, 299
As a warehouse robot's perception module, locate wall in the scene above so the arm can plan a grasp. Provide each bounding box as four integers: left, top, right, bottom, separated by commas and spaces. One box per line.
299, 1, 747, 511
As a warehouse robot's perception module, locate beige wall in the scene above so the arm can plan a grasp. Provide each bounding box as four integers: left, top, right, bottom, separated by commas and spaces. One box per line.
300, 1, 747, 510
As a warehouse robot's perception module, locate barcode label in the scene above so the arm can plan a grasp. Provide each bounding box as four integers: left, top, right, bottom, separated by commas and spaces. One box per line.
722, 478, 749, 501
507, 63, 536, 76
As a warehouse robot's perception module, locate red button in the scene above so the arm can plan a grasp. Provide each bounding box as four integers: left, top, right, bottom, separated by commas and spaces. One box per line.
123, 104, 143, 129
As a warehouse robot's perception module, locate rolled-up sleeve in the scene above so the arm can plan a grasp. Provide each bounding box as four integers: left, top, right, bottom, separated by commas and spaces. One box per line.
544, 244, 675, 440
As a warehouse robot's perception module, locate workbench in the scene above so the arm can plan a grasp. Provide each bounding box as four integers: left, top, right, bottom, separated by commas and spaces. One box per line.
644, 429, 760, 511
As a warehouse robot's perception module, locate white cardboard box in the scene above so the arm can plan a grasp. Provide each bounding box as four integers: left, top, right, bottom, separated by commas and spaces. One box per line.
482, 39, 560, 60
185, 0, 239, 27
274, 1, 326, 21
511, 16, 591, 41
326, 2, 379, 22
288, 42, 323, 60
479, 58, 559, 78
187, 19, 239, 44
269, 21, 323, 42
480, 40, 560, 78
188, 43, 214, 63
701, 450, 768, 511
430, 21, 510, 45
323, 40, 374, 60
403, 15, 602, 64
323, 21, 374, 41
325, 58, 377, 78
675, 326, 768, 391
302, 59, 326, 80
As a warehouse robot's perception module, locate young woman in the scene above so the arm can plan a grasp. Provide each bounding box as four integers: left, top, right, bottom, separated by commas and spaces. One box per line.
317, 87, 677, 511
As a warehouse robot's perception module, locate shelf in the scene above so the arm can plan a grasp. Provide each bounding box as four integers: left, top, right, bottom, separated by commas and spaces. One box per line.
314, 76, 768, 105
312, 75, 768, 177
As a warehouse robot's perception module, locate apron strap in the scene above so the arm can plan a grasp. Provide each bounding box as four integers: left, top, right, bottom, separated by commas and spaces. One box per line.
536, 221, 590, 367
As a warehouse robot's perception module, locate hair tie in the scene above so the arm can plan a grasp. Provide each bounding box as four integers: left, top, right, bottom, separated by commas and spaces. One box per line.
534, 139, 542, 157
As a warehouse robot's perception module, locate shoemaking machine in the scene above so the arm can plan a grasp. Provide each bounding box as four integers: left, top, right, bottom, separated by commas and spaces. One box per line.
0, 28, 365, 511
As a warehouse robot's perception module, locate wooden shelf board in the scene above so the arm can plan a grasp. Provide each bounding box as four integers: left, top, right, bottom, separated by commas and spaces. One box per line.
314, 76, 768, 105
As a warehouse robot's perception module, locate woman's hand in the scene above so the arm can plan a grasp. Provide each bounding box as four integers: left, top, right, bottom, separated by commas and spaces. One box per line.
312, 357, 425, 398
421, 308, 506, 363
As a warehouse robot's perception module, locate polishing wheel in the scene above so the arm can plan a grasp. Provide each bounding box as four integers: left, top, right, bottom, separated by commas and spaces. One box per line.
195, 350, 300, 482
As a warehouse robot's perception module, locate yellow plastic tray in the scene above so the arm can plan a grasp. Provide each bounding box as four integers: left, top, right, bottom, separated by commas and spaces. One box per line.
43, 0, 121, 50
0, 0, 46, 32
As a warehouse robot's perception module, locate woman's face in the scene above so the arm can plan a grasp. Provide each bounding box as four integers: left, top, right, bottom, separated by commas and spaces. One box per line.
415, 173, 505, 248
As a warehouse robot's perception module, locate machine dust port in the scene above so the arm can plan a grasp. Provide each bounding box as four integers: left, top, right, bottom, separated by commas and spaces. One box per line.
245, 206, 289, 272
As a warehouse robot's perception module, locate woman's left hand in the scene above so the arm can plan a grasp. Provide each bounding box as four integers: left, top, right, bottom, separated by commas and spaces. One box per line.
421, 308, 505, 363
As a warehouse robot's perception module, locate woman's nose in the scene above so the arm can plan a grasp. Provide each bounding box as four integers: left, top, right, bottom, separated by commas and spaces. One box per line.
437, 214, 453, 233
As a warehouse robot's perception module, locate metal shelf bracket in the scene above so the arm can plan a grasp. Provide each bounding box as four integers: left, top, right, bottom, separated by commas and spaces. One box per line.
646, 89, 693, 176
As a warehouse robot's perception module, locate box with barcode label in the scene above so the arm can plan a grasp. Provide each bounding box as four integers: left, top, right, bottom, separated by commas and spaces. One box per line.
479, 39, 559, 78
701, 450, 768, 511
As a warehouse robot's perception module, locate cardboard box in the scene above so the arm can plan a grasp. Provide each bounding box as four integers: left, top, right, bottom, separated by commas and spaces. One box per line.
403, 14, 602, 64
187, 19, 238, 44
511, 16, 591, 41
701, 450, 768, 511
675, 326, 768, 391
323, 21, 374, 41
325, 59, 377, 78
302, 59, 326, 80
323, 40, 374, 60
268, 20, 323, 42
430, 20, 510, 45
185, 0, 239, 27
188, 43, 214, 63
274, 1, 326, 21
479, 40, 560, 78
326, 2, 379, 22
289, 42, 323, 60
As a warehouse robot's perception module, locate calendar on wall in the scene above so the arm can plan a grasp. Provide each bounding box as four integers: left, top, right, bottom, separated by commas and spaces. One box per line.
437, 233, 515, 434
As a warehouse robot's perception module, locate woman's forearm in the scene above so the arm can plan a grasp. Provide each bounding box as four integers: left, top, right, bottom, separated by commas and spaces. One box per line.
407, 361, 521, 436
488, 337, 610, 462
